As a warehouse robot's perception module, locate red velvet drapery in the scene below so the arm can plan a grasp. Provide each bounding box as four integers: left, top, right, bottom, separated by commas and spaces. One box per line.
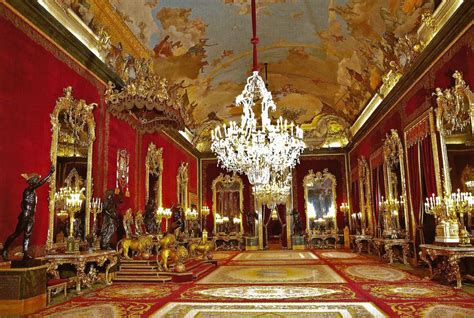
407, 136, 437, 245
371, 165, 385, 237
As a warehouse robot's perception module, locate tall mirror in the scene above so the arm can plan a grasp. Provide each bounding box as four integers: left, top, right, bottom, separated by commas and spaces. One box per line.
47, 87, 96, 250
358, 157, 373, 235
304, 169, 337, 234
212, 173, 244, 234
177, 162, 189, 210
436, 71, 474, 239
381, 129, 409, 239
145, 142, 163, 207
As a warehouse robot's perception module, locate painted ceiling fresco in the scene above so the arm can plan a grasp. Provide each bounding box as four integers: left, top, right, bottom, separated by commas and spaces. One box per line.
63, 0, 434, 150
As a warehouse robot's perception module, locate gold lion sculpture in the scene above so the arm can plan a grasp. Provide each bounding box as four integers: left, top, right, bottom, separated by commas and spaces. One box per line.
158, 245, 189, 272
188, 241, 212, 260
116, 235, 154, 260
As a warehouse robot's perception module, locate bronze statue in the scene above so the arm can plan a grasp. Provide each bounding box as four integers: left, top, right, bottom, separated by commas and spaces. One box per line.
291, 209, 303, 236
144, 198, 158, 234
245, 211, 258, 237
2, 166, 55, 261
170, 205, 184, 235
100, 189, 122, 250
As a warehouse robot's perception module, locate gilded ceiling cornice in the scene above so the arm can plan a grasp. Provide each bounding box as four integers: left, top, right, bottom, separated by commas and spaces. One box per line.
85, 0, 151, 59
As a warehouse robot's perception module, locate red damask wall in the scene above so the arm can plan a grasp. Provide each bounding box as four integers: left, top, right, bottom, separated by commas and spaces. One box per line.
140, 133, 198, 210
0, 10, 103, 246
0, 7, 198, 250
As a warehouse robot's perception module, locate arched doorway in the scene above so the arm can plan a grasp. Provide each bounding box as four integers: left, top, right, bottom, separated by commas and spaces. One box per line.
263, 204, 288, 249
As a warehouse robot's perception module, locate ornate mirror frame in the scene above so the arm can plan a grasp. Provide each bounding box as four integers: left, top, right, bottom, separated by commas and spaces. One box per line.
434, 70, 474, 195
177, 162, 189, 210
358, 157, 373, 234
47, 87, 96, 250
212, 173, 244, 234
303, 169, 337, 233
145, 142, 163, 207
382, 129, 409, 236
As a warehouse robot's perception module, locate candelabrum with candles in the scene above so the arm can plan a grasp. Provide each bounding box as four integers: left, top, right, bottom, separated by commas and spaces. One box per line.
379, 196, 403, 238
450, 189, 473, 246
90, 197, 103, 250
55, 186, 85, 252
201, 205, 210, 240
425, 193, 459, 243
156, 207, 165, 236
315, 218, 326, 234
162, 208, 172, 233
185, 207, 199, 237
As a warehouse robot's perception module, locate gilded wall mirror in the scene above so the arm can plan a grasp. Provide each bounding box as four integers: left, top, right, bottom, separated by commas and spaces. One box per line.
212, 173, 244, 234
382, 129, 409, 238
304, 169, 337, 234
358, 157, 373, 235
48, 87, 96, 250
177, 162, 189, 210
145, 142, 163, 207
435, 71, 474, 232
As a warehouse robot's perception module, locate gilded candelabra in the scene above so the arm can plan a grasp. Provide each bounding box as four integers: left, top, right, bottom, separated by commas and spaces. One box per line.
425, 193, 460, 244
162, 208, 172, 233
90, 197, 103, 249
156, 207, 165, 235
185, 207, 199, 237
379, 196, 403, 238
451, 190, 473, 246
201, 205, 210, 241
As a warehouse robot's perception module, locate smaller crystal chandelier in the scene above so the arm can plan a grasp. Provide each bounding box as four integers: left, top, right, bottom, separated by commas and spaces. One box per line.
211, 0, 304, 186
253, 170, 292, 207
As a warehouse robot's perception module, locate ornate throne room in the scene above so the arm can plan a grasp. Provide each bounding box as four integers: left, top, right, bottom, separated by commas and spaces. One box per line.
0, 0, 473, 317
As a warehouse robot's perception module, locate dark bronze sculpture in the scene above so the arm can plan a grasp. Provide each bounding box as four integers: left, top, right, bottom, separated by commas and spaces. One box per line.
245, 211, 258, 237
144, 198, 158, 234
291, 209, 303, 236
100, 189, 122, 250
170, 205, 184, 235
2, 166, 55, 261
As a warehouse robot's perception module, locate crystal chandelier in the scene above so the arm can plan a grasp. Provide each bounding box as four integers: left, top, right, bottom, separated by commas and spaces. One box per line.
253, 170, 292, 207
210, 0, 304, 186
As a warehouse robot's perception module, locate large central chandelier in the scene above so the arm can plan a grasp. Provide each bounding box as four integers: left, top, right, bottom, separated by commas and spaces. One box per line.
210, 0, 304, 186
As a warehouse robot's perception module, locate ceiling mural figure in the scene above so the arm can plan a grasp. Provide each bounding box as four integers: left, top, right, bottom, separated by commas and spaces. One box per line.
59, 0, 434, 149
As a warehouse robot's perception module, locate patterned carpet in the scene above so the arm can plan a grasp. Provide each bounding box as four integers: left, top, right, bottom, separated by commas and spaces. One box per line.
30, 249, 474, 317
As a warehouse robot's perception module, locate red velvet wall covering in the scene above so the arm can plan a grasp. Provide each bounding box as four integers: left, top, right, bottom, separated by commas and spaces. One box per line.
140, 133, 198, 210
0, 10, 103, 246
105, 115, 137, 215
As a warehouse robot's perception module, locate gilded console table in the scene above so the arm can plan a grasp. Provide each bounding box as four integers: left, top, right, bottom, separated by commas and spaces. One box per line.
419, 244, 474, 289
307, 233, 339, 249
213, 233, 244, 251
371, 238, 410, 264
45, 250, 118, 293
350, 235, 372, 254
